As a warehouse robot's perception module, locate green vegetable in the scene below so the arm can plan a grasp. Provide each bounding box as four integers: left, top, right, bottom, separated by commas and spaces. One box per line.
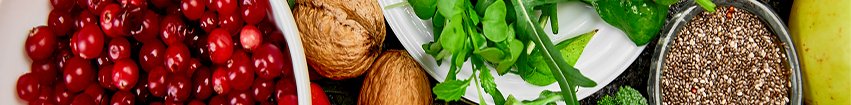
432, 78, 472, 101
590, 0, 668, 46
519, 30, 596, 86
615, 86, 647, 105
410, 0, 438, 19
652, 0, 678, 5
695, 0, 717, 12
597, 95, 617, 105
505, 90, 564, 105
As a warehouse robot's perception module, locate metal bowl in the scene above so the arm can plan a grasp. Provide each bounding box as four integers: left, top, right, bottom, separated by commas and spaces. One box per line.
648, 0, 802, 104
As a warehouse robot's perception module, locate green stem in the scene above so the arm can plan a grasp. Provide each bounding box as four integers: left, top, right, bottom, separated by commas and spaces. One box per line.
696, 0, 716, 12
383, 1, 409, 9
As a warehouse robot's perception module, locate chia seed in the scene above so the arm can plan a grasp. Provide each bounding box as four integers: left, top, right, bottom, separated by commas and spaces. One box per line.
661, 6, 790, 105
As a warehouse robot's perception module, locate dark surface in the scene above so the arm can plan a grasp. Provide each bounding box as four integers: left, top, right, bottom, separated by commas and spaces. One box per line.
316, 0, 793, 105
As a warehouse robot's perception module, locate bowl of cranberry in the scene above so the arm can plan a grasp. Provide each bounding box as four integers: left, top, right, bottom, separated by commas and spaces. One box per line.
0, 0, 311, 104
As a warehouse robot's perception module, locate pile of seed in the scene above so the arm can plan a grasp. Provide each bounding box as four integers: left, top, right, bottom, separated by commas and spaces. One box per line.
661, 7, 790, 105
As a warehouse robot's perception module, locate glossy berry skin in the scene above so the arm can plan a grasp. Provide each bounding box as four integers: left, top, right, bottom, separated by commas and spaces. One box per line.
83, 0, 113, 15
228, 50, 255, 91
98, 64, 118, 90
151, 0, 171, 8
275, 78, 296, 101
218, 10, 244, 35
161, 14, 187, 46
112, 58, 139, 91
185, 58, 201, 77
25, 26, 57, 61
256, 22, 277, 35
227, 89, 254, 105
207, 28, 233, 64
132, 10, 161, 44
83, 84, 105, 105
192, 67, 214, 100
199, 11, 218, 33
70, 94, 95, 105
165, 43, 191, 73
132, 72, 151, 102
251, 78, 274, 102
253, 43, 284, 79
100, 4, 127, 37
76, 10, 98, 31
118, 0, 147, 11
212, 66, 231, 94
209, 95, 227, 105
108, 37, 131, 60
52, 0, 76, 10
139, 40, 167, 72
94, 48, 114, 67
35, 85, 53, 102
16, 73, 40, 101
73, 26, 105, 59
166, 75, 191, 102
31, 59, 57, 85
48, 9, 74, 36
64, 57, 94, 93
148, 66, 169, 97
279, 94, 298, 105
53, 82, 77, 105
240, 0, 267, 24
239, 25, 263, 53
110, 91, 135, 105
182, 0, 206, 20
212, 0, 237, 15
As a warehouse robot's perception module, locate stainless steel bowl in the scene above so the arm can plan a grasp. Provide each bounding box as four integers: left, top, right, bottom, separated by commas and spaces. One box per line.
648, 0, 802, 104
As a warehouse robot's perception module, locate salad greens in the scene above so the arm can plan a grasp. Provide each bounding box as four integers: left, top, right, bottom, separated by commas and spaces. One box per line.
390, 0, 717, 104
596, 86, 648, 105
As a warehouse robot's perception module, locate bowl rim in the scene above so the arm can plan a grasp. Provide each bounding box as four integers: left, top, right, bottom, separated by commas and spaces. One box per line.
648, 0, 803, 104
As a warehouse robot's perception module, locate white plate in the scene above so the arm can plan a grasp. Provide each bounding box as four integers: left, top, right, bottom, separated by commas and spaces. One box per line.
377, 1, 646, 104
0, 0, 311, 104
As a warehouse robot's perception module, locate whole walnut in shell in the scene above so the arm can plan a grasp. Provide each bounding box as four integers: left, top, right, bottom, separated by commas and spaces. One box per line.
293, 0, 386, 80
359, 50, 432, 105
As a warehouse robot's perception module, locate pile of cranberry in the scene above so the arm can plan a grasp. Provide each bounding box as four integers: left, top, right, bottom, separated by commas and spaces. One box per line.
18, 0, 300, 104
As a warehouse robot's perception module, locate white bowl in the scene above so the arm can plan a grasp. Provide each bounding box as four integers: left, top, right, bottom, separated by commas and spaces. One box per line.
0, 0, 311, 104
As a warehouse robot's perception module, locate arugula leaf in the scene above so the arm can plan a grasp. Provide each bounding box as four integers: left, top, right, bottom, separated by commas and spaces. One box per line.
433, 79, 472, 101
479, 65, 506, 105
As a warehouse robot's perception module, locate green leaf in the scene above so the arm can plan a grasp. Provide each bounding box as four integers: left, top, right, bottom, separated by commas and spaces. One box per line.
467, 8, 481, 25
437, 0, 463, 19
557, 30, 597, 65
409, 0, 437, 19
482, 0, 510, 42
433, 79, 472, 101
474, 47, 506, 63
433, 10, 446, 27
439, 15, 467, 53
496, 39, 524, 72
597, 95, 617, 105
616, 86, 648, 105
479, 66, 505, 105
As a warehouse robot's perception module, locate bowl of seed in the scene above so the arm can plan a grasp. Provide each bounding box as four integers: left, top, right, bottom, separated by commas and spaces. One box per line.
649, 0, 803, 104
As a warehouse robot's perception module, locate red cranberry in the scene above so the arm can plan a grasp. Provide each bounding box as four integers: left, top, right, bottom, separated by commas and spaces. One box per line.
182, 0, 206, 20
70, 94, 95, 105
164, 101, 185, 105
278, 94, 297, 105
31, 59, 58, 85
25, 26, 57, 61
52, 82, 77, 105
218, 10, 244, 35
54, 43, 73, 71
151, 0, 171, 8
36, 86, 53, 103
133, 71, 151, 102
188, 100, 205, 105
118, 0, 147, 10
183, 26, 204, 48
64, 57, 93, 93
139, 40, 167, 72
239, 25, 263, 53
148, 66, 169, 97
94, 48, 114, 67
111, 59, 139, 91
213, 0, 238, 15
264, 31, 286, 51
227, 89, 254, 105
256, 21, 276, 35
17, 73, 40, 101
132, 10, 161, 43
82, 84, 105, 105
100, 4, 127, 37
98, 64, 118, 90
191, 66, 214, 100
253, 43, 284, 79
228, 50, 254, 91
240, 0, 267, 24
52, 0, 77, 10
207, 28, 234, 64
160, 14, 187, 46
75, 10, 98, 31
212, 67, 231, 94
81, 0, 113, 15
167, 74, 191, 102
72, 26, 105, 59
165, 3, 184, 16
199, 11, 218, 33
185, 58, 201, 77
251, 78, 274, 102
209, 95, 227, 105
165, 43, 191, 73
110, 91, 135, 105
108, 37, 131, 60
275, 78, 296, 100
48, 9, 74, 36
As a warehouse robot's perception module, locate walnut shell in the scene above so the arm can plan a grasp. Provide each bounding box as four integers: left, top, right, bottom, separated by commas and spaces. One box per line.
358, 50, 432, 105
294, 0, 386, 80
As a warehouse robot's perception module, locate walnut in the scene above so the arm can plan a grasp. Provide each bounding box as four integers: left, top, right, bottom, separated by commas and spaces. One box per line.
293, 0, 386, 80
359, 50, 432, 105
